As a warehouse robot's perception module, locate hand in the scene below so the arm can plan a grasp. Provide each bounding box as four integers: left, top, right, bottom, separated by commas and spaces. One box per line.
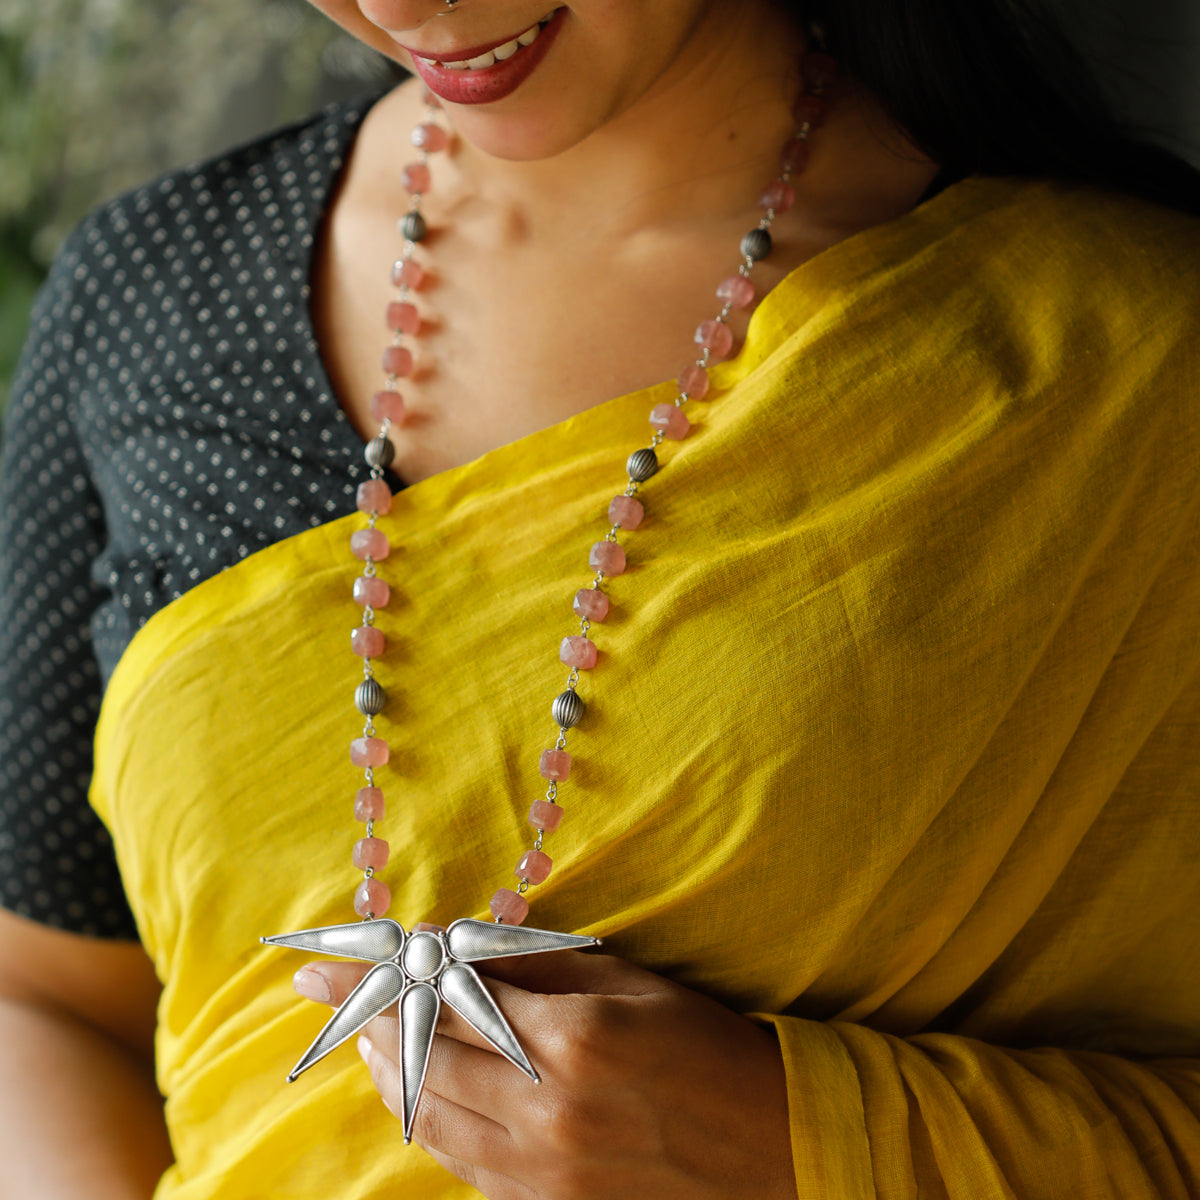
294, 947, 798, 1200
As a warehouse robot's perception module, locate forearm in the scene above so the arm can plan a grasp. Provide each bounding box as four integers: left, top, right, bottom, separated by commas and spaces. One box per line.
0, 997, 173, 1199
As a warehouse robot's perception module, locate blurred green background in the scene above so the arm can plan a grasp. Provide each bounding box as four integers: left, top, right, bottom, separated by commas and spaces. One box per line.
0, 0, 1197, 421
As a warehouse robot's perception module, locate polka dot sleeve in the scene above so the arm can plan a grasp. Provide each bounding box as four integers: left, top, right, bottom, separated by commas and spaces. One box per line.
0, 220, 138, 938
0, 98, 380, 939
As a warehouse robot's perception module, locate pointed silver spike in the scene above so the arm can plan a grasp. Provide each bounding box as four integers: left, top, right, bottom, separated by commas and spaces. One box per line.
285, 962, 405, 1082
399, 983, 441, 1145
261, 918, 407, 964
439, 962, 539, 1082
445, 918, 600, 963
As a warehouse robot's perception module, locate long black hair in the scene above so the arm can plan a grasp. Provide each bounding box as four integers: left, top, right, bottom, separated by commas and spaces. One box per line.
788, 0, 1200, 216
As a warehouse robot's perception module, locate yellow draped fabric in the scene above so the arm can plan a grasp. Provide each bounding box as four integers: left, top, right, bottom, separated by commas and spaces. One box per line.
91, 176, 1200, 1199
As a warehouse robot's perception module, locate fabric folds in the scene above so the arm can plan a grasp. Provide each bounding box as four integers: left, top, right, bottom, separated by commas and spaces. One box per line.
90, 177, 1200, 1198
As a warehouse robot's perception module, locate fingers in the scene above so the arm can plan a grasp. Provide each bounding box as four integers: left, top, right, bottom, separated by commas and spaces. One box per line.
293, 961, 370, 1005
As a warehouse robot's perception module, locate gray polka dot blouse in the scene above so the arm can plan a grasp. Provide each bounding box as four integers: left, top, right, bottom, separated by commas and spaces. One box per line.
0, 98, 385, 939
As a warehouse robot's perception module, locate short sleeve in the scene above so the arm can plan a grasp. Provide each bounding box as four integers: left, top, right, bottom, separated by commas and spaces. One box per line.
0, 221, 140, 939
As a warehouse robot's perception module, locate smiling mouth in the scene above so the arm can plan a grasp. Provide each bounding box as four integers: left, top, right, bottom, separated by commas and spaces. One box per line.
411, 10, 560, 71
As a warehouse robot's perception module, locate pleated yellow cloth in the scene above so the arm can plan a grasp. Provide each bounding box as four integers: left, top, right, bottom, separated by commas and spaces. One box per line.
91, 176, 1200, 1199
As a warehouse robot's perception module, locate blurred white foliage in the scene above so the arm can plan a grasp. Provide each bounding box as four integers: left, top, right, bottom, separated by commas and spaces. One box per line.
0, 0, 392, 260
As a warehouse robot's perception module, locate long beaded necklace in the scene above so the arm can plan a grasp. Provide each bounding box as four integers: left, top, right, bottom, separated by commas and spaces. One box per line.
261, 52, 835, 1144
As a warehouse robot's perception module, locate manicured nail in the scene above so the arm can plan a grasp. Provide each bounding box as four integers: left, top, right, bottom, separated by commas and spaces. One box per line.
293, 967, 331, 1002
357, 1035, 373, 1065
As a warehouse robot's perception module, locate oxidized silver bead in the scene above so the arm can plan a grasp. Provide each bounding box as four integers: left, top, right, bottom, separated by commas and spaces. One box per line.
365, 436, 395, 470
355, 679, 387, 716
740, 228, 773, 262
626, 448, 659, 483
552, 690, 585, 729
399, 211, 428, 242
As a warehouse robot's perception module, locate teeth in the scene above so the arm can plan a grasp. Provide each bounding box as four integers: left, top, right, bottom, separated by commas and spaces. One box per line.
465, 49, 497, 69
427, 12, 554, 71
492, 38, 520, 61
517, 24, 540, 46
440, 59, 469, 69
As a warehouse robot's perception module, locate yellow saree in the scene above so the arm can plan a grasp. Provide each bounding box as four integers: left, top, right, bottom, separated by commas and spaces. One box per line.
91, 176, 1200, 1198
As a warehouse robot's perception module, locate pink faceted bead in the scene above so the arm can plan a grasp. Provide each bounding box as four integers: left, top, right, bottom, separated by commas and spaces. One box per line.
516, 850, 552, 885
401, 162, 431, 194
350, 737, 390, 767
608, 495, 644, 530
353, 576, 390, 608
560, 636, 597, 669
759, 180, 796, 213
371, 390, 406, 423
539, 749, 572, 781
353, 836, 390, 870
695, 319, 734, 359
411, 123, 449, 152
354, 786, 386, 822
678, 364, 710, 400
793, 94, 828, 129
391, 259, 426, 289
351, 625, 386, 658
716, 274, 756, 309
356, 479, 393, 516
528, 800, 564, 833
386, 302, 421, 335
573, 588, 610, 621
489, 888, 529, 925
781, 137, 811, 174
354, 877, 391, 918
351, 528, 390, 561
421, 87, 442, 109
382, 346, 414, 378
590, 541, 627, 576
649, 403, 691, 441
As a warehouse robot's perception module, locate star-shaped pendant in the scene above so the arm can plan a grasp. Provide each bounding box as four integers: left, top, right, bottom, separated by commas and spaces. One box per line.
261, 917, 600, 1142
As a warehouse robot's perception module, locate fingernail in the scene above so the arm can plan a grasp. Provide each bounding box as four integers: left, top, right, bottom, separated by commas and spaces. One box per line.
357, 1034, 373, 1065
293, 967, 331, 1002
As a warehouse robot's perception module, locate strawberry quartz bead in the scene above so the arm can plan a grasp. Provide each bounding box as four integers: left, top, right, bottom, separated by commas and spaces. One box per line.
356, 480, 392, 515
695, 318, 734, 359
411, 123, 449, 152
793, 94, 828, 129
353, 837, 390, 870
539, 749, 572, 781
353, 576, 390, 608
490, 889, 529, 925
351, 626, 386, 657
716, 275, 755, 309
391, 259, 426, 289
351, 528, 390, 561
382, 346, 414, 378
386, 302, 421, 335
516, 851, 552, 885
355, 877, 391, 918
802, 52, 838, 92
781, 137, 811, 174
528, 800, 564, 833
590, 542, 626, 575
355, 786, 386, 822
608, 496, 644, 530
371, 390, 406, 423
759, 180, 796, 213
678, 364, 710, 400
560, 636, 597, 669
649, 403, 691, 441
401, 162, 431, 194
573, 588, 610, 621
350, 737, 390, 767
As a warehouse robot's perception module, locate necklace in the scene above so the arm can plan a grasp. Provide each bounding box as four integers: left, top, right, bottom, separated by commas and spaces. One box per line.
261, 54, 835, 1143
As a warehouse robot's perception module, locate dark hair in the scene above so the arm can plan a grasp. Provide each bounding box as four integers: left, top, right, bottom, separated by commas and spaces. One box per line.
791, 0, 1200, 216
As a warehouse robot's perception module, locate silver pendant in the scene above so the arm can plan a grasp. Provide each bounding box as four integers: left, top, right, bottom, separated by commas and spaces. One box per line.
261, 917, 600, 1142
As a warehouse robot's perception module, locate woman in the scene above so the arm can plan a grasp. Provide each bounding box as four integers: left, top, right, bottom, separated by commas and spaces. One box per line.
1, 1, 1197, 1196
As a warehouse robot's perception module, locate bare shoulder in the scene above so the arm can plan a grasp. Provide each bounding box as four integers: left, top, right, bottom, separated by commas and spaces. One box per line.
0, 907, 159, 1060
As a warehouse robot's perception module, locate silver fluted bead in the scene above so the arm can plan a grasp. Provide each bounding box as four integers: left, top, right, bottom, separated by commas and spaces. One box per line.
740, 228, 773, 262
355, 679, 387, 716
552, 690, 585, 729
399, 212, 428, 243
365, 436, 395, 470
626, 448, 659, 483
